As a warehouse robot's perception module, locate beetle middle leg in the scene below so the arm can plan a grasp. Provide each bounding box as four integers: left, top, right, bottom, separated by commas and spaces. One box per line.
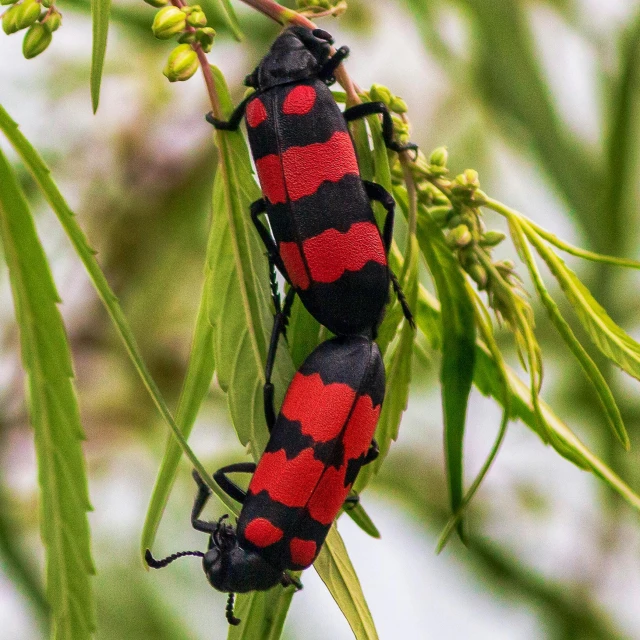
206, 93, 253, 131
213, 462, 257, 505
344, 102, 418, 155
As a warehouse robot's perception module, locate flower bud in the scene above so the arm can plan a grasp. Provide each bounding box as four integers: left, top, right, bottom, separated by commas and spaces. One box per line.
22, 21, 51, 57
177, 30, 195, 43
463, 169, 479, 188
152, 5, 185, 40
195, 26, 215, 52
0, 0, 18, 5
163, 43, 198, 82
40, 0, 51, 7
448, 224, 472, 248
390, 96, 408, 113
144, 0, 169, 7
2, 4, 19, 32
468, 264, 488, 289
42, 8, 61, 31
370, 83, 392, 106
15, 0, 41, 30
480, 230, 506, 247
429, 206, 452, 226
429, 146, 448, 167
186, 7, 206, 27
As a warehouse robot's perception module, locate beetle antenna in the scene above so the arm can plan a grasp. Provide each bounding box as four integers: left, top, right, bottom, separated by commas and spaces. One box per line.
226, 593, 241, 626
145, 549, 204, 569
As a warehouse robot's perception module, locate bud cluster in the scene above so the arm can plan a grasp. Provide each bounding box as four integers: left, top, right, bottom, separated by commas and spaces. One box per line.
368, 83, 411, 148
2, 0, 61, 59
295, 0, 347, 16
149, 2, 215, 82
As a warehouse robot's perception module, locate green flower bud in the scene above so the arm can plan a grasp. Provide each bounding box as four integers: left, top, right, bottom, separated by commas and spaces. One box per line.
15, 0, 41, 30
447, 214, 463, 229
429, 146, 448, 167
2, 4, 19, 32
468, 263, 488, 289
152, 5, 185, 40
390, 96, 408, 113
177, 30, 195, 43
0, 0, 18, 6
42, 9, 61, 32
195, 26, 215, 52
143, 0, 169, 7
163, 43, 198, 82
369, 83, 392, 106
463, 168, 479, 188
40, 0, 51, 7
186, 7, 206, 27
480, 230, 506, 247
22, 21, 51, 57
429, 206, 452, 226
448, 224, 472, 248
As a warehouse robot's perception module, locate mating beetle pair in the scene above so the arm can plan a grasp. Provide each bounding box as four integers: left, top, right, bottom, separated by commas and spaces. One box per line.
147, 25, 417, 626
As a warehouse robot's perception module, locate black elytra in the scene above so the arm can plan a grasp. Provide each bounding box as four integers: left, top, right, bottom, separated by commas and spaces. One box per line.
207, 26, 416, 338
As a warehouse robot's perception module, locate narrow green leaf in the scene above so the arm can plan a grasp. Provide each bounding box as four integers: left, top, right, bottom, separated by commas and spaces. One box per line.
413, 282, 640, 510
207, 67, 294, 458
314, 527, 379, 640
415, 211, 476, 536
0, 103, 215, 497
0, 149, 95, 639
90, 0, 111, 112
216, 0, 243, 41
140, 283, 216, 560
228, 587, 295, 640
521, 220, 640, 382
509, 216, 629, 449
344, 503, 381, 539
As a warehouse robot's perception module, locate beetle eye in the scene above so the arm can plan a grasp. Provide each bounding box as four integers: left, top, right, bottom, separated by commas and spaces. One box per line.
312, 28, 334, 44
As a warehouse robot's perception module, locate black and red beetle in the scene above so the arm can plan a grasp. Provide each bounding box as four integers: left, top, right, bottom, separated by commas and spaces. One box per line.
146, 334, 384, 626
207, 26, 416, 337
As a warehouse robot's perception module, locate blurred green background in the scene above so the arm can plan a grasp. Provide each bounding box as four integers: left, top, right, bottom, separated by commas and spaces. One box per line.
2, 0, 640, 638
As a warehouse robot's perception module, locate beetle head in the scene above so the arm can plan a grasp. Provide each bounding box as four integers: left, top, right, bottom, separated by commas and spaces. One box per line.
245, 27, 333, 90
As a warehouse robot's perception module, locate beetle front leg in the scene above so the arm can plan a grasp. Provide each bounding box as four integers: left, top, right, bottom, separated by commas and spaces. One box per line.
205, 93, 253, 131
191, 470, 219, 535
344, 102, 418, 155
318, 46, 350, 85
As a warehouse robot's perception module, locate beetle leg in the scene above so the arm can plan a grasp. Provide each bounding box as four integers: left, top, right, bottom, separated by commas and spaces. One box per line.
343, 102, 419, 156
191, 470, 219, 534
205, 93, 253, 131
363, 181, 395, 255
390, 271, 415, 329
281, 572, 303, 591
213, 462, 257, 505
319, 46, 350, 85
251, 199, 291, 283
264, 289, 296, 431
364, 438, 379, 465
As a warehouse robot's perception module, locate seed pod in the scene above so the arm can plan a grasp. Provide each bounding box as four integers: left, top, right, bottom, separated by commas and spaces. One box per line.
429, 146, 448, 168
22, 21, 51, 58
152, 5, 186, 40
448, 224, 472, 248
163, 43, 198, 82
15, 0, 41, 30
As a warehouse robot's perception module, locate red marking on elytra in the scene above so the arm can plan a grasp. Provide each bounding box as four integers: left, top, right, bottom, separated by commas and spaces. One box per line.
303, 222, 387, 285
255, 154, 287, 205
243, 517, 283, 548
246, 98, 267, 128
342, 395, 381, 462
282, 132, 359, 202
282, 372, 356, 442
279, 242, 310, 290
249, 448, 324, 508
306, 466, 350, 525
289, 538, 317, 567
282, 85, 317, 116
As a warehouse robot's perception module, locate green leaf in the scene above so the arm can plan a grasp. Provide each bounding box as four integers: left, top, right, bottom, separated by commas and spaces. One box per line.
216, 0, 243, 41
0, 149, 95, 640
0, 103, 215, 497
90, 0, 111, 112
287, 296, 321, 369
228, 587, 295, 640
413, 283, 640, 510
314, 527, 379, 640
140, 283, 216, 560
416, 211, 476, 537
344, 503, 381, 539
509, 216, 629, 449
207, 67, 294, 458
522, 221, 640, 382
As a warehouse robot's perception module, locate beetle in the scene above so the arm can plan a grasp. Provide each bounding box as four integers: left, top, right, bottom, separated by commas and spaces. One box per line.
206, 26, 416, 337
146, 334, 384, 626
